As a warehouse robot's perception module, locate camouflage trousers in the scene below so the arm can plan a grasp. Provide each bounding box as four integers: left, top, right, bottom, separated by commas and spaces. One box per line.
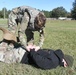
0, 42, 26, 63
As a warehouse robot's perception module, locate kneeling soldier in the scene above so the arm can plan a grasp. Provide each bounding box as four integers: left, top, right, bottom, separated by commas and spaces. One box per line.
8, 6, 46, 49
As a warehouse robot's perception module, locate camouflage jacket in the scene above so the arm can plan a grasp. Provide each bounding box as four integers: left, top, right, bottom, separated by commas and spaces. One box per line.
18, 6, 40, 23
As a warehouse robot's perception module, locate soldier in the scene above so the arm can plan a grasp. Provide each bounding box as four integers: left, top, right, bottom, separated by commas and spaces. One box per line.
8, 6, 46, 49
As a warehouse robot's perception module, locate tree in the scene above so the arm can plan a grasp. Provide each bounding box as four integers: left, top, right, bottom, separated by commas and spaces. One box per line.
67, 12, 71, 18
0, 11, 3, 18
51, 7, 67, 18
2, 7, 8, 18
5, 10, 11, 18
0, 8, 11, 18
71, 0, 76, 19
42, 10, 50, 18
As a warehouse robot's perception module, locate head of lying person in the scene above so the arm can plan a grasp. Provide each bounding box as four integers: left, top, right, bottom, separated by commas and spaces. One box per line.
64, 55, 74, 67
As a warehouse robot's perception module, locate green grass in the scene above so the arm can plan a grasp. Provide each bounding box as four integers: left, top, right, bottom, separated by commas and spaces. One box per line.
0, 19, 8, 25
0, 19, 76, 75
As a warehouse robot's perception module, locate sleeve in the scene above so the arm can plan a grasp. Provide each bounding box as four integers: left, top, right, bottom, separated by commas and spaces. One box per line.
54, 49, 64, 66
54, 49, 64, 60
30, 49, 54, 69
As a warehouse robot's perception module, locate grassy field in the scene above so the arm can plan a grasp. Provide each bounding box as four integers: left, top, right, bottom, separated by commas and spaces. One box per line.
0, 19, 8, 25
0, 19, 76, 75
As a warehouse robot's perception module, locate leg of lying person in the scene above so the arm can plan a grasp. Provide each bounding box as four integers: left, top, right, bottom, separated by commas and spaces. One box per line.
0, 41, 8, 62
0, 42, 29, 64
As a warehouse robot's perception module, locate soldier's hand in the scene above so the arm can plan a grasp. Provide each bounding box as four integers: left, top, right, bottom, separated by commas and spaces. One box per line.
26, 44, 40, 52
26, 44, 35, 52
34, 46, 40, 52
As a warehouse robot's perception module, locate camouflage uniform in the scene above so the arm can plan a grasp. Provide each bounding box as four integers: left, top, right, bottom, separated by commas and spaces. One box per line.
8, 10, 18, 34
0, 42, 26, 63
8, 6, 46, 48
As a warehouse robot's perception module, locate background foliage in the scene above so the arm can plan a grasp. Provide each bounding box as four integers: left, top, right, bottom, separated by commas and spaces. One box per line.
71, 0, 76, 19
0, 0, 76, 19
0, 8, 10, 18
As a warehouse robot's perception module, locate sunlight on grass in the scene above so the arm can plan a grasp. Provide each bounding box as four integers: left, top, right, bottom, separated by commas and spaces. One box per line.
0, 20, 76, 75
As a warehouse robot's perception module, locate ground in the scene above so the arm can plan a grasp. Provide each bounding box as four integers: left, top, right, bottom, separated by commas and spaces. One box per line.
0, 19, 76, 75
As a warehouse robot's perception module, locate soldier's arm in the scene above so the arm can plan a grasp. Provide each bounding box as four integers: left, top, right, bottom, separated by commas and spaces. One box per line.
18, 12, 29, 49
38, 28, 45, 48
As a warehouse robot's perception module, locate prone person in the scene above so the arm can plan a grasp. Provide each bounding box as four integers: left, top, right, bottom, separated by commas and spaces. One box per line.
0, 42, 74, 70
0, 27, 74, 70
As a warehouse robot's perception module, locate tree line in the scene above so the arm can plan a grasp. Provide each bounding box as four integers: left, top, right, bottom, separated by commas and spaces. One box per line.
0, 0, 76, 20
0, 8, 11, 18
43, 0, 76, 20
0, 7, 69, 19
42, 7, 71, 18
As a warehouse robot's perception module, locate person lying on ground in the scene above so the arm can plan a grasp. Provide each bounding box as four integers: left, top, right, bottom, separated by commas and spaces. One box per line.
26, 44, 74, 70
0, 41, 74, 70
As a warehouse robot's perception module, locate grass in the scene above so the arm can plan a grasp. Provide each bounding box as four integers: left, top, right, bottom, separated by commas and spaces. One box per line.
0, 19, 8, 25
0, 19, 76, 75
